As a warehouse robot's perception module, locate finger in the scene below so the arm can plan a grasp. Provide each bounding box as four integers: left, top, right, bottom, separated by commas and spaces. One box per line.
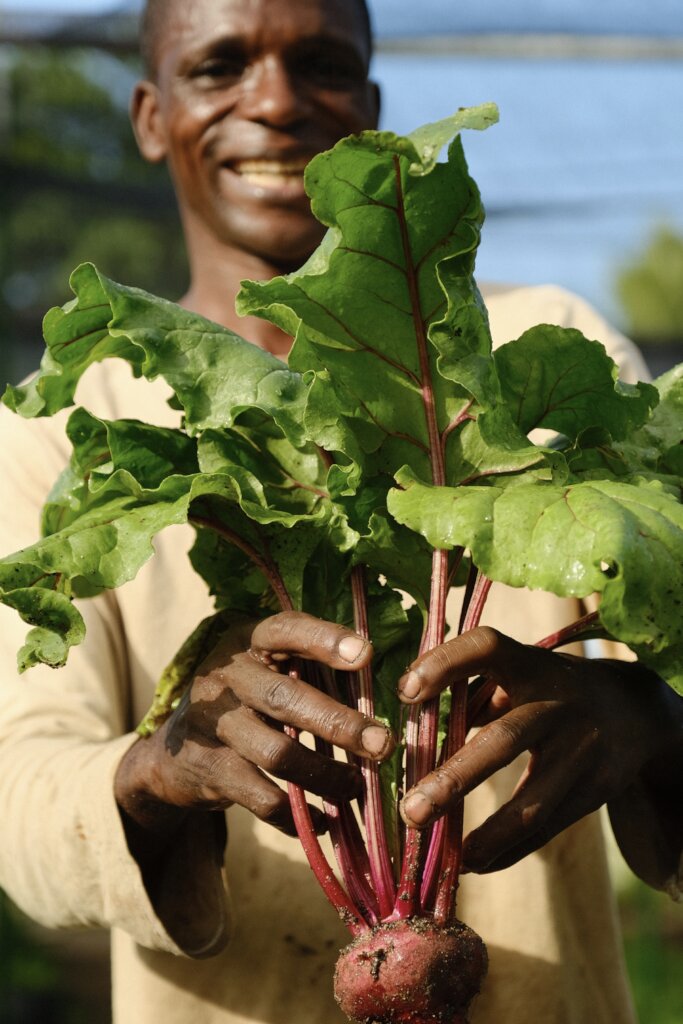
400, 703, 555, 828
465, 676, 510, 730
181, 740, 326, 837
217, 656, 395, 762
462, 785, 603, 873
250, 611, 373, 670
215, 705, 363, 800
461, 744, 597, 872
398, 626, 554, 704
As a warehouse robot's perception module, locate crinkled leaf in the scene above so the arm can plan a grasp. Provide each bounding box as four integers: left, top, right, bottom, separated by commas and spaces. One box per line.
388, 468, 683, 691
5, 589, 86, 672
2, 267, 142, 419
3, 263, 307, 445
407, 104, 500, 175
43, 408, 200, 536
354, 510, 432, 613
238, 113, 502, 494
1, 474, 195, 598
494, 326, 658, 441
2, 450, 347, 665
445, 405, 558, 486
615, 365, 683, 478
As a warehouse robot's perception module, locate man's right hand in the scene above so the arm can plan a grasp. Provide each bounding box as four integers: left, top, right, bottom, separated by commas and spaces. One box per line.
114, 612, 394, 861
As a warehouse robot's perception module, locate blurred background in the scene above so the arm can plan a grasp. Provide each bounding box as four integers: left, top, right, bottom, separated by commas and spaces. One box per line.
0, 0, 682, 1021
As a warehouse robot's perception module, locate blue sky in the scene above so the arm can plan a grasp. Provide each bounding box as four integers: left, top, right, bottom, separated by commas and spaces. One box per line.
6, 0, 683, 35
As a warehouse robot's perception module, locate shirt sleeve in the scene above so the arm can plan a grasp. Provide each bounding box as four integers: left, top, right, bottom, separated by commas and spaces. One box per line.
0, 403, 230, 956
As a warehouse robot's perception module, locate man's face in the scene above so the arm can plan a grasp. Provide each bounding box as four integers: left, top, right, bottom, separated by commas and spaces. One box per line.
146, 0, 379, 267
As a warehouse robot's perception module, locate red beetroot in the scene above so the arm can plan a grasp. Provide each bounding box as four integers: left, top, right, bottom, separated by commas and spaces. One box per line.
333, 917, 488, 1024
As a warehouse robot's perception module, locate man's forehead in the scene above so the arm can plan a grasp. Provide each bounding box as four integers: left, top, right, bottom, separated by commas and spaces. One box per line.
159, 0, 371, 55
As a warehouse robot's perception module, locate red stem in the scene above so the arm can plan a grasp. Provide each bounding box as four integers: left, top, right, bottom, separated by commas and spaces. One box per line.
535, 610, 601, 649
324, 798, 380, 926
192, 514, 367, 933
310, 666, 380, 926
390, 157, 458, 922
432, 684, 467, 926
393, 154, 446, 493
351, 566, 397, 919
284, 723, 365, 937
462, 574, 493, 636
188, 515, 292, 612
431, 571, 493, 924
393, 548, 449, 919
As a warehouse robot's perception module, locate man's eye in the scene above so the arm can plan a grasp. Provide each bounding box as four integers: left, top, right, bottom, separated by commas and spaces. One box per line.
299, 53, 364, 89
192, 57, 245, 81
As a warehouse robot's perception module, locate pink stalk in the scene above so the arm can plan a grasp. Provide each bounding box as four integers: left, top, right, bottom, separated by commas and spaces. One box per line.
392, 154, 461, 921
432, 686, 467, 926
193, 516, 367, 933
430, 571, 493, 924
322, 797, 380, 926
535, 610, 600, 650
309, 697, 380, 926
284, 723, 365, 936
350, 565, 397, 919
393, 548, 449, 919
188, 515, 293, 612
462, 574, 493, 636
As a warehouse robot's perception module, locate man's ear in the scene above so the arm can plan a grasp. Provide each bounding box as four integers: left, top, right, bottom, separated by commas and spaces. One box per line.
130, 81, 167, 163
370, 80, 381, 129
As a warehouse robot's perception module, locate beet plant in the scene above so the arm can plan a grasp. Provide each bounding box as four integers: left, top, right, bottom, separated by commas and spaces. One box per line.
1, 105, 682, 1023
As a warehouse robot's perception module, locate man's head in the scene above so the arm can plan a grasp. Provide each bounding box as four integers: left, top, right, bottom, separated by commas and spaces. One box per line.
131, 0, 380, 271
139, 0, 374, 82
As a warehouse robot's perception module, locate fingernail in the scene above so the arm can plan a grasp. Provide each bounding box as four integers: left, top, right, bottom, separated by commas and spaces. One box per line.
338, 635, 368, 665
399, 672, 421, 701
361, 725, 390, 757
402, 791, 435, 827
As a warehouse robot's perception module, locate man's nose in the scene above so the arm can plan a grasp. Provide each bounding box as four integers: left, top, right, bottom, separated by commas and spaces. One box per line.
239, 56, 310, 127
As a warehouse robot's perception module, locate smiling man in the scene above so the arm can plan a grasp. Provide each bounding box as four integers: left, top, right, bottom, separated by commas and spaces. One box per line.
0, 1, 681, 1023
130, 0, 378, 351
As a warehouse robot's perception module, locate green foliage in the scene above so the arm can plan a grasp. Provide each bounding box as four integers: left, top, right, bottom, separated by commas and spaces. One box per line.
616, 227, 683, 343
0, 891, 59, 995
0, 46, 187, 385
618, 879, 683, 1024
1, 107, 681, 720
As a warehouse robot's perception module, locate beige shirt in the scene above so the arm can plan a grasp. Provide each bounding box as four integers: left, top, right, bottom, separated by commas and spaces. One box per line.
0, 284, 653, 1023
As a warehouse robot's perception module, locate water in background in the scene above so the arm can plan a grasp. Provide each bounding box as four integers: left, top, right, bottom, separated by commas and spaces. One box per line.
373, 54, 683, 328
368, 0, 683, 37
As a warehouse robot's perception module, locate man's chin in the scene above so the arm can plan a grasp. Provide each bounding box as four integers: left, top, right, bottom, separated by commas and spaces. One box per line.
221, 216, 325, 272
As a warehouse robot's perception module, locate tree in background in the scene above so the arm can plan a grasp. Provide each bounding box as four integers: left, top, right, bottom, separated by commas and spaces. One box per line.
0, 45, 188, 385
616, 227, 683, 345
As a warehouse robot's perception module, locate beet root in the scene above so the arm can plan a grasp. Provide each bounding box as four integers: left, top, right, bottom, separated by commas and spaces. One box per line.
333, 917, 488, 1024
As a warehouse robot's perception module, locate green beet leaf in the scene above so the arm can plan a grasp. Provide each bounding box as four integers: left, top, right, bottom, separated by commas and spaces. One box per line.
3, 262, 308, 446
237, 107, 505, 498
494, 325, 658, 441
1, 105, 681, 704
388, 468, 683, 691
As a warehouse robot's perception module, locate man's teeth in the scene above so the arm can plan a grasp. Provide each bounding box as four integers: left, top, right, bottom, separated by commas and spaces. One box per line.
233, 160, 308, 186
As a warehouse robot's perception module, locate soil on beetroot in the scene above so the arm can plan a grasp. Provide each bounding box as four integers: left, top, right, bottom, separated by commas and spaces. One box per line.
333, 917, 488, 1024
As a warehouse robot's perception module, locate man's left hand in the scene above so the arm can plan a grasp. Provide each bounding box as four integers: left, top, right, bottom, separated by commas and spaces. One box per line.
397, 626, 683, 878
